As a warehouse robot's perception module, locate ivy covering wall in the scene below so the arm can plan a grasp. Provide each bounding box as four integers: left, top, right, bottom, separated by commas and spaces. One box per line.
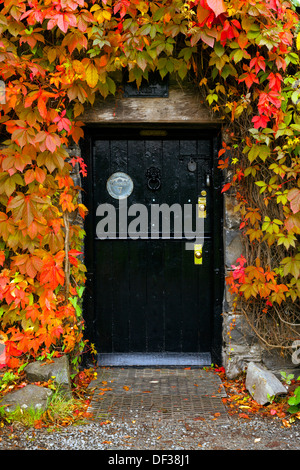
0, 0, 299, 369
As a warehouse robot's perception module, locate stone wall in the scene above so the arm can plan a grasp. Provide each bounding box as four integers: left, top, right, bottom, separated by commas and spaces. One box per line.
220, 190, 260, 378
221, 186, 300, 379
81, 80, 218, 125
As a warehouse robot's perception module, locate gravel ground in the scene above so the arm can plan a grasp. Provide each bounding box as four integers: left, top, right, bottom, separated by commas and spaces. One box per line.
0, 414, 299, 451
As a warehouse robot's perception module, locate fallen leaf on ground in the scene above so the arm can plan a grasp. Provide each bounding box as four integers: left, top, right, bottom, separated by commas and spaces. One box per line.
239, 413, 250, 419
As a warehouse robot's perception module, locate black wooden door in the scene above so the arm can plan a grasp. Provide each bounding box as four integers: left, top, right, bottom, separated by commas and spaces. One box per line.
83, 128, 223, 362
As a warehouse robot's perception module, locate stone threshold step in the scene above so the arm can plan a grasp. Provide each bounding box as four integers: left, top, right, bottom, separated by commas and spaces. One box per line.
97, 352, 212, 367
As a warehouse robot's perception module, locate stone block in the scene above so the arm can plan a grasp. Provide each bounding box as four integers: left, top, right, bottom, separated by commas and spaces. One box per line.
25, 355, 72, 397
222, 313, 257, 346
224, 229, 245, 268
261, 350, 300, 379
224, 194, 241, 230
222, 344, 262, 379
245, 361, 287, 405
0, 384, 53, 412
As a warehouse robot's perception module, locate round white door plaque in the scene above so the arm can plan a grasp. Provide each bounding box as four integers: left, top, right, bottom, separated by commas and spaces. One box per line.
106, 172, 133, 199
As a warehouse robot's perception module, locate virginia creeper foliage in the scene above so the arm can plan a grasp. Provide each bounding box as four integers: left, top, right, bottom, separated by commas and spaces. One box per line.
0, 0, 300, 365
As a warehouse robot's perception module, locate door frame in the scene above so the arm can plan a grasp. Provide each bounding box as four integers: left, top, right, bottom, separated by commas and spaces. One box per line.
81, 124, 224, 364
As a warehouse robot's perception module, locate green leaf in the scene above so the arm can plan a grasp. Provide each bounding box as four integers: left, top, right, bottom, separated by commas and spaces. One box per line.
248, 145, 260, 163
288, 387, 300, 406
259, 145, 271, 162
136, 53, 148, 71
247, 30, 260, 39
255, 180, 267, 193
214, 42, 225, 57
153, 7, 165, 21
139, 23, 151, 36
281, 254, 300, 278
157, 57, 167, 70
231, 48, 244, 63
177, 62, 188, 80
106, 76, 116, 95
221, 63, 237, 79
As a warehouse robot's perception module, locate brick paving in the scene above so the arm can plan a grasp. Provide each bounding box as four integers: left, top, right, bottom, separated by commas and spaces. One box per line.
88, 367, 229, 423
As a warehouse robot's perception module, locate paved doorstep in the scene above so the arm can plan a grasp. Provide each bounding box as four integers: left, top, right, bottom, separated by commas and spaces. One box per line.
87, 368, 229, 423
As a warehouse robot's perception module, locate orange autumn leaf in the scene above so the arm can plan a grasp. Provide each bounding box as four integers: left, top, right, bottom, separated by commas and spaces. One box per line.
206, 0, 227, 17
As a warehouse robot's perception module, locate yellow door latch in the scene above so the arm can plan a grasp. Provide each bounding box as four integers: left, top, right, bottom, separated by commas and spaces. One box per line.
194, 244, 203, 265
198, 191, 207, 218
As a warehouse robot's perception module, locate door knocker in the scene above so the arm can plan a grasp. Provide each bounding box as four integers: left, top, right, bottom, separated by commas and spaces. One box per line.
188, 158, 197, 172
146, 167, 161, 191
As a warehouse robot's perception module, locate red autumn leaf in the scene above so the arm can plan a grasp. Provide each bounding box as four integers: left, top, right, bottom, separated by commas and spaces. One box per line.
60, 192, 75, 212
218, 157, 229, 169
238, 413, 250, 419
197, 4, 211, 25
268, 72, 283, 92
53, 110, 72, 133
237, 33, 248, 50
2, 152, 32, 173
46, 133, 60, 153
287, 188, 300, 214
200, 31, 215, 47
252, 114, 270, 129
70, 121, 84, 144
68, 249, 82, 266
0, 251, 5, 266
284, 214, 300, 232
39, 253, 65, 290
5, 340, 23, 357
206, 0, 227, 17
221, 182, 231, 193
47, 12, 77, 34
35, 131, 61, 153
258, 91, 282, 113
12, 253, 43, 278
249, 53, 266, 74
50, 325, 64, 339
24, 167, 46, 185
37, 96, 48, 119
220, 19, 241, 44
113, 0, 131, 18
25, 304, 41, 323
238, 66, 260, 89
